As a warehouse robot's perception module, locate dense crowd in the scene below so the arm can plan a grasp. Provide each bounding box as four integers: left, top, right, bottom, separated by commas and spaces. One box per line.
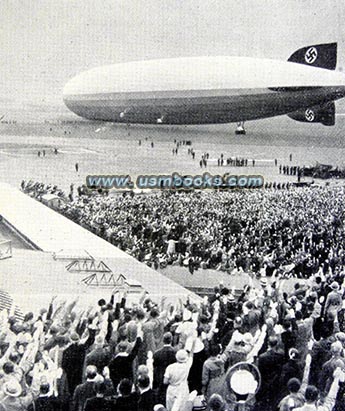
22, 183, 345, 277
7, 181, 345, 410
21, 182, 67, 200
0, 265, 345, 411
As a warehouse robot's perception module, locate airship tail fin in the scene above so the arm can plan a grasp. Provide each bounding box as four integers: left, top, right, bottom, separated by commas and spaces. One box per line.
288, 43, 337, 70
288, 102, 335, 126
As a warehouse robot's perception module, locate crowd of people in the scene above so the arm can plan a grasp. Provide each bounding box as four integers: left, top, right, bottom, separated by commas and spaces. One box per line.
225, 157, 250, 167
279, 164, 345, 181
21, 181, 66, 200
6, 181, 345, 410
22, 182, 345, 278
279, 166, 303, 177
0, 263, 345, 411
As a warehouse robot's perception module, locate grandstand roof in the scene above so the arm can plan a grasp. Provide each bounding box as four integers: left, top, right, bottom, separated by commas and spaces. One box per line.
0, 183, 201, 312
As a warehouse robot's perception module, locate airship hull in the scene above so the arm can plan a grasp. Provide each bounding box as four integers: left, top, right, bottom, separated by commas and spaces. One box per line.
63, 86, 345, 124
63, 55, 345, 124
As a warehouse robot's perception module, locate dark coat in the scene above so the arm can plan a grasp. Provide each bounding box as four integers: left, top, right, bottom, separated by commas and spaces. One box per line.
152, 345, 176, 389
62, 329, 96, 395
257, 349, 285, 403
73, 381, 97, 411
84, 396, 113, 411
138, 389, 156, 411
309, 337, 332, 386
108, 337, 142, 390
28, 397, 59, 411
278, 359, 303, 399
113, 394, 139, 411
281, 330, 297, 359
188, 348, 208, 394
85, 346, 112, 374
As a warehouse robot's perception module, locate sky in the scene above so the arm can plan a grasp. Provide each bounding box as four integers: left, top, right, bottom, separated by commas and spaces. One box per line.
1, 0, 345, 113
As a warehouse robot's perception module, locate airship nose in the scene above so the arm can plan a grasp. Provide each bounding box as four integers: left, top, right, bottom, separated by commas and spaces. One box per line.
63, 73, 86, 117
64, 65, 108, 98
63, 73, 82, 98
63, 67, 112, 119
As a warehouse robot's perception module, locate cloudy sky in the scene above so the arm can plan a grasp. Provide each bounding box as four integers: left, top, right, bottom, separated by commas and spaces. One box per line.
1, 0, 344, 110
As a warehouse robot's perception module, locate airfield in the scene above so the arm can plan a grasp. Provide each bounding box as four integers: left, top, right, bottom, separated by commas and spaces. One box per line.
0, 114, 345, 194
0, 113, 344, 313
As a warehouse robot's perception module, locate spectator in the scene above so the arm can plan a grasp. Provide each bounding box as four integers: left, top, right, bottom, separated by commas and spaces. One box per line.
28, 383, 58, 411
108, 335, 142, 392
114, 379, 138, 411
152, 332, 176, 405
84, 382, 112, 411
164, 348, 194, 411
61, 327, 96, 395
0, 380, 33, 411
137, 374, 155, 411
72, 365, 99, 411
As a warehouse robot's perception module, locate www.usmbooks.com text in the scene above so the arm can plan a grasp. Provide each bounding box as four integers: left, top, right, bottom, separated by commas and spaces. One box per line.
86, 173, 264, 190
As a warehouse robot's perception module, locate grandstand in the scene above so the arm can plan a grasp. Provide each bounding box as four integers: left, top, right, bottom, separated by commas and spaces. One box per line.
0, 183, 200, 313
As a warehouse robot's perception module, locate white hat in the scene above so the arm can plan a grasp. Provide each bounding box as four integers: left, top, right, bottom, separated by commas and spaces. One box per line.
3, 380, 22, 397
331, 341, 343, 354
260, 277, 268, 287
331, 281, 340, 291
176, 349, 189, 363
228, 293, 235, 302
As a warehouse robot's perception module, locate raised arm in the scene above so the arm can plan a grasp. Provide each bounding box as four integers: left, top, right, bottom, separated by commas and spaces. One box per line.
80, 326, 96, 351
300, 343, 313, 395
322, 368, 344, 411
247, 324, 267, 363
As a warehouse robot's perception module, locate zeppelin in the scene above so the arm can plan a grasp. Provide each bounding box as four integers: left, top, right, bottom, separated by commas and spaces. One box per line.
63, 43, 345, 133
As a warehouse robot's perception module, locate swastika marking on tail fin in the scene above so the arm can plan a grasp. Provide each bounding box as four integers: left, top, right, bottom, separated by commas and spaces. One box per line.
305, 47, 318, 64
305, 109, 315, 122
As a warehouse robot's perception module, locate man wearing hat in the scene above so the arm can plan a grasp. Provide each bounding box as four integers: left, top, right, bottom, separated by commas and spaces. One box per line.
257, 276, 273, 299
0, 380, 33, 411
324, 281, 342, 319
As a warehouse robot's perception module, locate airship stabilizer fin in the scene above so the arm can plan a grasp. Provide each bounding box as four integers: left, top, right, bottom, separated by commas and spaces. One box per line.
288, 43, 337, 70
288, 101, 335, 126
